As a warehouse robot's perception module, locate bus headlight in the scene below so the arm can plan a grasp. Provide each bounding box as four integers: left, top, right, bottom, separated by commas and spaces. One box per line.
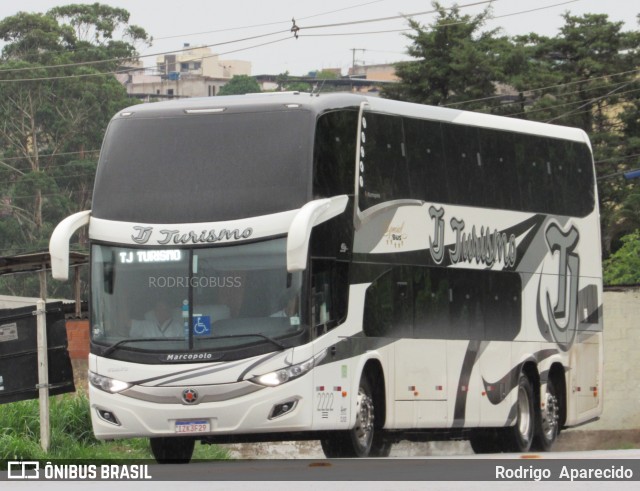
251, 350, 327, 387
89, 371, 132, 393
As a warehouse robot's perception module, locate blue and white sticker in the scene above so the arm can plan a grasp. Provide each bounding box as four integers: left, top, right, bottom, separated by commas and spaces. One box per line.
192, 315, 211, 336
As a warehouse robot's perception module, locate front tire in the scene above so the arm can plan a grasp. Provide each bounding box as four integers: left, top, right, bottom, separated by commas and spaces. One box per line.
150, 436, 195, 464
320, 375, 391, 457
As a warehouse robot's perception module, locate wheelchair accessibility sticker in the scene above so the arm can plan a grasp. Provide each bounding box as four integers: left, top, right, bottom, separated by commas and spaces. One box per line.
192, 315, 211, 336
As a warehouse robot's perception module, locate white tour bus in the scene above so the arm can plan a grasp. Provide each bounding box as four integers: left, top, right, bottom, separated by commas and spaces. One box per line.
50, 93, 603, 462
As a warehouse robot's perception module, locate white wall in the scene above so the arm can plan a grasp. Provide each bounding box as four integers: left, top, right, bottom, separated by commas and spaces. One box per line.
585, 288, 640, 430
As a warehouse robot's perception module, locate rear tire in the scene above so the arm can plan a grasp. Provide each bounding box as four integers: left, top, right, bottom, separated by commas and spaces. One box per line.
532, 378, 560, 451
505, 373, 535, 452
150, 436, 195, 464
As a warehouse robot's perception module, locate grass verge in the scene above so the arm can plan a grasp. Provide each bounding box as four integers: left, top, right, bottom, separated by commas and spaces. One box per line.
0, 391, 229, 461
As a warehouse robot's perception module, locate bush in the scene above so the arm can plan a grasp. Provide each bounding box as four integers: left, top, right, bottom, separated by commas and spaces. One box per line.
603, 230, 640, 285
0, 391, 229, 461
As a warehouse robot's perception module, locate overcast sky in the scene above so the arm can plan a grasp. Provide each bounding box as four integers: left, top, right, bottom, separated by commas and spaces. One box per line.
0, 0, 637, 75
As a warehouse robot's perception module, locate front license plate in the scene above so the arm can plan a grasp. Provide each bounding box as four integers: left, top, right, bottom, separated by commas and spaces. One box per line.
175, 420, 210, 434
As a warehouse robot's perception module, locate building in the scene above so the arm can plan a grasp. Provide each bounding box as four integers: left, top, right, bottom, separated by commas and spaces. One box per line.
254, 64, 399, 95
121, 44, 252, 100
155, 43, 251, 80
348, 63, 398, 83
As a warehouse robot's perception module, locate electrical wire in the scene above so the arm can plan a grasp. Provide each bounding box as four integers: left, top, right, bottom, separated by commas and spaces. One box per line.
152, 0, 389, 41
299, 0, 580, 38
0, 35, 293, 83
0, 0, 497, 78
0, 0, 388, 70
295, 0, 495, 31
0, 28, 290, 75
546, 79, 638, 123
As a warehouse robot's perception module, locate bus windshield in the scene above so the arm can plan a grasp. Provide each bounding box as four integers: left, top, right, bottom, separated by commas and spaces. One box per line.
91, 238, 305, 358
91, 109, 313, 224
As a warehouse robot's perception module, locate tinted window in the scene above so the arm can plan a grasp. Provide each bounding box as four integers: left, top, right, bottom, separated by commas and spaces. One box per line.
359, 112, 410, 210
442, 124, 483, 207
404, 118, 448, 203
357, 112, 595, 217
477, 127, 520, 210
93, 110, 313, 223
364, 266, 522, 341
313, 110, 358, 197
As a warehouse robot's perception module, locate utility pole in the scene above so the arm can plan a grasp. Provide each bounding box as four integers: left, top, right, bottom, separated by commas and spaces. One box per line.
350, 48, 366, 74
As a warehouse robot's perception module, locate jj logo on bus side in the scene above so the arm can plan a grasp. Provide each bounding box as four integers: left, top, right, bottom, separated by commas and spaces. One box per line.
427, 206, 580, 350
539, 222, 580, 351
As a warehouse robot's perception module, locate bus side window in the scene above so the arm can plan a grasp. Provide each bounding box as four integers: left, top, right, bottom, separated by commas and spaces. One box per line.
515, 134, 557, 214
313, 110, 358, 198
478, 128, 519, 211
404, 117, 448, 204
447, 269, 484, 340
311, 259, 349, 335
483, 271, 521, 341
565, 141, 595, 217
359, 112, 410, 210
413, 266, 449, 339
363, 269, 394, 337
363, 267, 412, 338
442, 123, 482, 207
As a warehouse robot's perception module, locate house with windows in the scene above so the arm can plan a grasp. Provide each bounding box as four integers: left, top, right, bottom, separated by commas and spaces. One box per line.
121, 44, 251, 100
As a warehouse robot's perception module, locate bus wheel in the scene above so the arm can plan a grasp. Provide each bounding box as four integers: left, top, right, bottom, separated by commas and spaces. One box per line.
350, 376, 375, 456
321, 375, 390, 457
150, 436, 195, 464
532, 378, 559, 451
506, 373, 535, 452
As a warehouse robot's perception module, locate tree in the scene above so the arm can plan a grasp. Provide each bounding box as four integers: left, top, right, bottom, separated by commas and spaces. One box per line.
510, 13, 639, 255
383, 1, 510, 110
275, 71, 311, 92
0, 4, 150, 297
603, 230, 640, 285
218, 75, 260, 95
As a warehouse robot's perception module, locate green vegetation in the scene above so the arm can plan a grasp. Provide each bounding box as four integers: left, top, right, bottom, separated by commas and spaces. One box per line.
0, 1, 638, 285
217, 74, 261, 95
603, 230, 640, 285
386, 2, 640, 262
0, 391, 229, 461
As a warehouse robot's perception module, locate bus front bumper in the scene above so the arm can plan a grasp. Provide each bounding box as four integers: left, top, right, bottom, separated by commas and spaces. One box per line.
88, 377, 314, 440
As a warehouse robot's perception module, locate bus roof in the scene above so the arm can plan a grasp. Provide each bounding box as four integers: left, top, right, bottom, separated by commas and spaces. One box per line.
116, 92, 590, 145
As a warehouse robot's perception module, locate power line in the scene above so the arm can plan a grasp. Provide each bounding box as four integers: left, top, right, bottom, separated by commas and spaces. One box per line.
444, 69, 640, 108
296, 0, 495, 31
491, 85, 640, 119
152, 0, 389, 41
546, 79, 638, 123
0, 150, 100, 162
0, 35, 293, 83
0, 28, 290, 76
300, 0, 580, 38
0, 0, 386, 71
0, 0, 494, 78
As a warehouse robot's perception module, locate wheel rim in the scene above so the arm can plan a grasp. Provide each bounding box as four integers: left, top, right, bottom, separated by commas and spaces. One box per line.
517, 384, 532, 443
354, 386, 374, 450
541, 391, 559, 441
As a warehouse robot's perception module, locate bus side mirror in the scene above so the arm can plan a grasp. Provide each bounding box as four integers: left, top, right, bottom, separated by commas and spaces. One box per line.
287, 195, 348, 272
49, 210, 91, 281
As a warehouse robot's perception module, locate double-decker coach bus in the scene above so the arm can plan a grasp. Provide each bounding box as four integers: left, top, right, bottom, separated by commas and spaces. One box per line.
50, 92, 602, 462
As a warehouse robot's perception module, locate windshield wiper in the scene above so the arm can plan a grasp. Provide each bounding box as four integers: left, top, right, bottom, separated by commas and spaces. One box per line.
102, 337, 183, 356
209, 333, 288, 350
